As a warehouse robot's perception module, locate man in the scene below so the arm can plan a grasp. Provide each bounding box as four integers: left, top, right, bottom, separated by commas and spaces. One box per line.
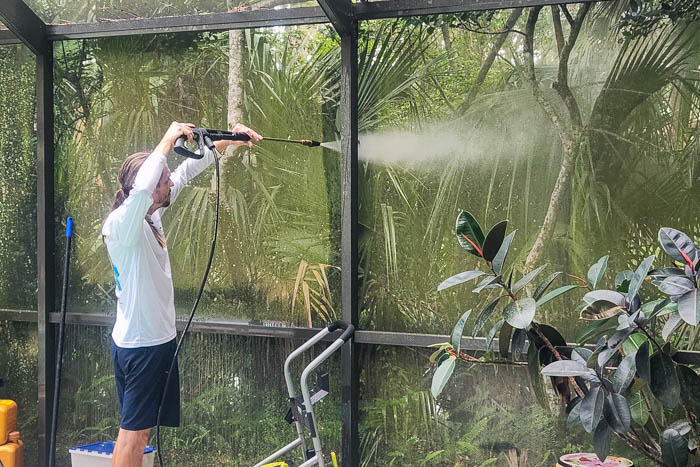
102, 121, 262, 467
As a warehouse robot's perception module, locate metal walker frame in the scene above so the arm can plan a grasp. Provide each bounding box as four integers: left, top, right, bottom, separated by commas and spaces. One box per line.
255, 321, 354, 467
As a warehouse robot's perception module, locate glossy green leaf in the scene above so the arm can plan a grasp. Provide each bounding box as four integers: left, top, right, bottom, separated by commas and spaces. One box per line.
609, 326, 637, 350
635, 341, 651, 384
617, 312, 633, 331
472, 295, 505, 337
627, 255, 655, 300
486, 319, 504, 351
644, 298, 676, 320
503, 298, 536, 329
613, 354, 636, 393
583, 290, 626, 306
455, 211, 485, 257
594, 420, 612, 462
536, 285, 579, 307
533, 272, 562, 301
587, 338, 608, 369
473, 275, 501, 294
541, 360, 593, 377
597, 345, 620, 368
659, 227, 697, 267
580, 300, 623, 321
528, 344, 548, 409
482, 220, 508, 262
512, 265, 548, 294
431, 355, 456, 398
668, 419, 692, 436
511, 328, 526, 360
650, 351, 680, 408
603, 392, 631, 434
677, 365, 700, 418
627, 392, 649, 426
451, 309, 472, 352
567, 398, 582, 426
492, 231, 516, 275
661, 428, 688, 467
499, 322, 513, 358
581, 384, 604, 433
649, 267, 686, 280
621, 333, 647, 356
437, 270, 485, 291
587, 256, 609, 290
663, 311, 684, 341
677, 288, 700, 326
657, 276, 695, 297
571, 347, 593, 365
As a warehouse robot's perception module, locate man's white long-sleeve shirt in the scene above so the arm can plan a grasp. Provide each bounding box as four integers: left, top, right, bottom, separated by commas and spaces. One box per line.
102, 147, 215, 348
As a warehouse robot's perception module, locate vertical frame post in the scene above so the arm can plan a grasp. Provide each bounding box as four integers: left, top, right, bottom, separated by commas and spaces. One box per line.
36, 41, 55, 467
340, 21, 359, 467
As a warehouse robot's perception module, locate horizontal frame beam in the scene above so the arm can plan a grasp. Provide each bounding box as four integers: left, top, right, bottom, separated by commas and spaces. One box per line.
3, 309, 700, 365
0, 0, 47, 54
3, 0, 612, 42
0, 29, 20, 46
352, 0, 606, 20
46, 7, 329, 41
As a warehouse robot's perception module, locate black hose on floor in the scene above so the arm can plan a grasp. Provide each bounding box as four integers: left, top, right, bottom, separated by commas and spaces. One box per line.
155, 150, 220, 467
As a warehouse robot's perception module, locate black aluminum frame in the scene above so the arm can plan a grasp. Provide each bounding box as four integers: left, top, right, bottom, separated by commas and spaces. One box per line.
0, 0, 611, 466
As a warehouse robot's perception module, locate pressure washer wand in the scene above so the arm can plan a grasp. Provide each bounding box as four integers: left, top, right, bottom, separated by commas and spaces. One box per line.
205, 132, 321, 147
262, 137, 321, 147
173, 128, 321, 159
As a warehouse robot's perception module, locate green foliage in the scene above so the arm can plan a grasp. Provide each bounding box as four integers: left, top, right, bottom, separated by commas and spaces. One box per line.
620, 0, 700, 37
0, 46, 37, 308
435, 205, 700, 463
432, 212, 580, 398
1, 1, 699, 464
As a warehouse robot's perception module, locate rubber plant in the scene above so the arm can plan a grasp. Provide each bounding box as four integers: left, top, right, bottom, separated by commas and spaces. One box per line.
431, 211, 700, 466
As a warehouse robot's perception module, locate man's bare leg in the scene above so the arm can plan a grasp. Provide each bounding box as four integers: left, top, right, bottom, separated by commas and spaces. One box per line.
112, 427, 149, 467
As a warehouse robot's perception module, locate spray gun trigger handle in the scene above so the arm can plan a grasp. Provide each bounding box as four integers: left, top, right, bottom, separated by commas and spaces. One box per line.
174, 128, 208, 159
174, 135, 203, 159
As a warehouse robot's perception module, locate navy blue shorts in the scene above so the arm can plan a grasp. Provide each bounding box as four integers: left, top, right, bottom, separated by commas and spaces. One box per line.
111, 338, 180, 431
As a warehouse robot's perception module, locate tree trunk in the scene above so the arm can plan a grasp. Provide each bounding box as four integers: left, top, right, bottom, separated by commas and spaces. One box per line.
224, 28, 246, 166
524, 131, 580, 272
454, 8, 523, 116
441, 24, 452, 53
522, 5, 590, 272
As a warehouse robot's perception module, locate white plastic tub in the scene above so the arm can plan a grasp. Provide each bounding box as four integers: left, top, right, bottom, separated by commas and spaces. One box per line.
69, 441, 155, 467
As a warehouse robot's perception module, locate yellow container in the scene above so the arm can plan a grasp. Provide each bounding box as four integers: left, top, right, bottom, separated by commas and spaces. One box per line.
0, 400, 18, 445
0, 437, 24, 467
261, 463, 288, 467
